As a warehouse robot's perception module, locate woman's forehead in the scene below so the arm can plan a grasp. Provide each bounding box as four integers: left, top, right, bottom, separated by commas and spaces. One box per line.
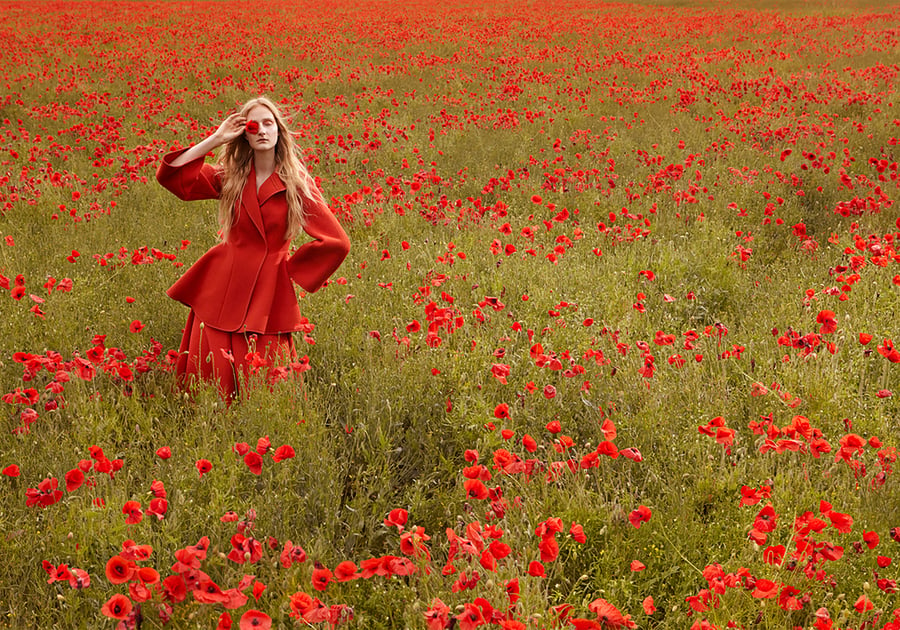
247, 105, 275, 121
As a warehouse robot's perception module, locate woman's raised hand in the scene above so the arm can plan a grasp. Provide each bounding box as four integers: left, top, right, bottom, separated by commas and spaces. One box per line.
168, 112, 247, 167
212, 113, 248, 144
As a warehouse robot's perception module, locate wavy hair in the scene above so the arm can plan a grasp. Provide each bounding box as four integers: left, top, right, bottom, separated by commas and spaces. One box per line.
215, 97, 322, 241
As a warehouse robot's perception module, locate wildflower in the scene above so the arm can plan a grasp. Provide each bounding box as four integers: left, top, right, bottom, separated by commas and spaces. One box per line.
629, 505, 652, 528
196, 459, 212, 478
311, 562, 332, 591
239, 609, 271, 630
105, 555, 135, 584
100, 594, 132, 620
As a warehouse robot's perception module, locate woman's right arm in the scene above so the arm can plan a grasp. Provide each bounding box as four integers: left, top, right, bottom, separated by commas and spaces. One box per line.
158, 113, 248, 200
169, 113, 247, 167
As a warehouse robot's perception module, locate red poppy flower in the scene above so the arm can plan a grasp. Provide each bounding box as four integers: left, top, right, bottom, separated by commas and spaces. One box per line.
853, 594, 873, 613
828, 510, 853, 533
751, 578, 779, 599
64, 469, 84, 492
527, 560, 545, 577
522, 434, 537, 452
185, 535, 209, 560
2, 464, 20, 477
25, 476, 63, 507
588, 598, 633, 628
456, 602, 485, 630
753, 503, 778, 533
279, 540, 307, 568
245, 121, 260, 135
148, 479, 166, 499
333, 561, 360, 582
101, 594, 132, 619
251, 581, 266, 601
122, 500, 143, 524
478, 549, 497, 572
155, 446, 171, 459
217, 612, 233, 630
44, 562, 73, 585
816, 310, 837, 334
196, 459, 212, 478
424, 598, 450, 630
244, 452, 263, 475
194, 578, 228, 604
596, 441, 619, 459
762, 544, 785, 565
147, 498, 167, 519
129, 320, 144, 333
384, 507, 408, 530
538, 535, 559, 562
105, 555, 135, 584
642, 596, 656, 615
878, 339, 900, 362
311, 562, 332, 591
463, 478, 489, 500
629, 505, 652, 529
863, 530, 879, 549
778, 585, 802, 611
238, 609, 270, 630
489, 540, 511, 559
228, 533, 263, 564
272, 444, 295, 462
570, 522, 586, 543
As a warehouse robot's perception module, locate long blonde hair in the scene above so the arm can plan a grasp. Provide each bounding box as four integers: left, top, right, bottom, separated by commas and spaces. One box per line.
216, 97, 322, 241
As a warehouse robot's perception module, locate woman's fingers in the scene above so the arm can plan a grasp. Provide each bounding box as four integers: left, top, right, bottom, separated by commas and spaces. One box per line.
216, 113, 247, 140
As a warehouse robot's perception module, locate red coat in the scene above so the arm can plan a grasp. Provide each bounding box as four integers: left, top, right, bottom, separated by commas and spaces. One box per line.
157, 149, 350, 333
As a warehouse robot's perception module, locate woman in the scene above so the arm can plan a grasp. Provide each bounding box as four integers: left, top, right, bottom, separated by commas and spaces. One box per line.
157, 97, 350, 400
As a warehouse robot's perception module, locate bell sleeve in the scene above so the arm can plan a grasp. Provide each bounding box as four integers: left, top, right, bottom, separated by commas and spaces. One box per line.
156, 149, 222, 201
286, 197, 351, 293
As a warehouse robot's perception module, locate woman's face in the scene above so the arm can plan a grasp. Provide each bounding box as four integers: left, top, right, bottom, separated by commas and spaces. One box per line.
244, 104, 279, 152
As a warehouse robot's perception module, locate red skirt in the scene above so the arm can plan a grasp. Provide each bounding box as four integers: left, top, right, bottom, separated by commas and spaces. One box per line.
174, 310, 296, 400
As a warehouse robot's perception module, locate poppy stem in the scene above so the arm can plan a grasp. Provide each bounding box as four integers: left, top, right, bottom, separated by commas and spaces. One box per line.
857, 354, 867, 401
658, 527, 703, 576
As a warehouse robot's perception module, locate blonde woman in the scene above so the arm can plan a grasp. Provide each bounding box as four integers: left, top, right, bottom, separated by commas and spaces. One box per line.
157, 97, 350, 399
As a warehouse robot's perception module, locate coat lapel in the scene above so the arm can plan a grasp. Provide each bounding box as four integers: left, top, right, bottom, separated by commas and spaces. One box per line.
257, 172, 286, 206
240, 162, 266, 238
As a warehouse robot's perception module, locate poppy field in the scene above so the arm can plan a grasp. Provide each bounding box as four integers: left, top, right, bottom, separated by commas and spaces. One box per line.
2, 0, 900, 628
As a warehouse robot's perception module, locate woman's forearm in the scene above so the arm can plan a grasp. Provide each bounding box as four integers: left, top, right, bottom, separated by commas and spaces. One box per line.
168, 134, 226, 167
169, 113, 247, 167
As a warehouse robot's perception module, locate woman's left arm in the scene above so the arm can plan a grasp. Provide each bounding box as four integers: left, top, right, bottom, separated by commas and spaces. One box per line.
286, 198, 350, 293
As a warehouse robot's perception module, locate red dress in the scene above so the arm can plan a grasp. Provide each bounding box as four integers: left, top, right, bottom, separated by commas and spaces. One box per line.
157, 149, 350, 398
